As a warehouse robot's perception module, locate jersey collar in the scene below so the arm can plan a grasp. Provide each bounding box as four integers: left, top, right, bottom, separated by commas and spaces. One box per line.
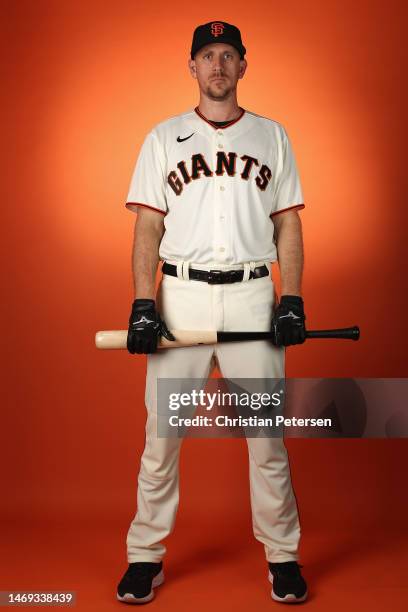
194, 106, 246, 129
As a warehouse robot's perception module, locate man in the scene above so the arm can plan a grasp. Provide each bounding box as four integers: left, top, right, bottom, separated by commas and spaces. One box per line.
117, 21, 308, 605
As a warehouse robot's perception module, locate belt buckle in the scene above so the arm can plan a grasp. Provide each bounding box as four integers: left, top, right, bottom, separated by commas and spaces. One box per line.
207, 269, 224, 284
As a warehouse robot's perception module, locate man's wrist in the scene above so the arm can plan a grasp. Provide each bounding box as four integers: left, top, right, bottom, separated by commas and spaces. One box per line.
134, 293, 156, 300
281, 294, 303, 305
280, 290, 302, 298
131, 299, 156, 312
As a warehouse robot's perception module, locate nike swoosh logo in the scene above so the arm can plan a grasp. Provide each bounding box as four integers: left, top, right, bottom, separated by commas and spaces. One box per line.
177, 132, 195, 142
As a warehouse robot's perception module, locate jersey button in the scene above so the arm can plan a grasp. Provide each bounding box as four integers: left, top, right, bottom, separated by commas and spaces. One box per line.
220, 215, 225, 220
217, 131, 223, 136
219, 247, 225, 252
218, 143, 224, 149
220, 186, 225, 191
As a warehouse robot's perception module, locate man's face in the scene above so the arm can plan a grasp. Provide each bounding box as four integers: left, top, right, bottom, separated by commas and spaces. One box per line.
189, 43, 247, 101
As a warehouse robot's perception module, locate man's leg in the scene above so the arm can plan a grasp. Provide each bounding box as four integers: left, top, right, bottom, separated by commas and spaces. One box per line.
126, 274, 216, 562
215, 272, 301, 563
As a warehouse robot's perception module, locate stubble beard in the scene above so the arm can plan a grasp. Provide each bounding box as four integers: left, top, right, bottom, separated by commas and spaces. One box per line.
205, 82, 234, 101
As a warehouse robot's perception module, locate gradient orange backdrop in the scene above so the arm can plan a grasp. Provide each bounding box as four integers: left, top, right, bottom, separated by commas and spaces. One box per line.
1, 1, 408, 610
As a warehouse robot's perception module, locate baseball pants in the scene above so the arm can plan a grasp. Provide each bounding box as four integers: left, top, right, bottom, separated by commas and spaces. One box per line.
126, 260, 301, 563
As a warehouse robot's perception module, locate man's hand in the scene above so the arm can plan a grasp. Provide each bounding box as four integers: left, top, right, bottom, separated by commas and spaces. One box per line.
272, 295, 306, 346
127, 299, 175, 354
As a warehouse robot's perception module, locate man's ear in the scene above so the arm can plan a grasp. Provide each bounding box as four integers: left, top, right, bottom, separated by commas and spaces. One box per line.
188, 58, 197, 79
239, 59, 247, 79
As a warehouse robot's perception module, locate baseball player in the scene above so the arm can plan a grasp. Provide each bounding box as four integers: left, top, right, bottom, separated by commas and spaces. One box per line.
117, 21, 308, 604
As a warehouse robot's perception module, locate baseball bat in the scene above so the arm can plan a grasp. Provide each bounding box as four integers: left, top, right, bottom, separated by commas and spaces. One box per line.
95, 326, 360, 350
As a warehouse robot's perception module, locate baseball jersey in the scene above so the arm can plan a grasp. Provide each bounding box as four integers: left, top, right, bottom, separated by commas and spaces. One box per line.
125, 107, 304, 265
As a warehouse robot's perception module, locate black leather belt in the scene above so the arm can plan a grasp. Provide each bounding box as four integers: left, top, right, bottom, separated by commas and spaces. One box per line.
162, 262, 269, 284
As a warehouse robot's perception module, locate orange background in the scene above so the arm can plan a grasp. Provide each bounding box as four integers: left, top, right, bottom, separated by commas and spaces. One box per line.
1, 1, 407, 610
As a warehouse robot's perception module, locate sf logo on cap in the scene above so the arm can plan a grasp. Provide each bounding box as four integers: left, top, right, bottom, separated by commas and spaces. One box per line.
211, 22, 225, 37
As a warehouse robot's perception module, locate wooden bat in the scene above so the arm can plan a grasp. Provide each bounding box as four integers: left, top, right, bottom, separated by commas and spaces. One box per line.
95, 326, 360, 350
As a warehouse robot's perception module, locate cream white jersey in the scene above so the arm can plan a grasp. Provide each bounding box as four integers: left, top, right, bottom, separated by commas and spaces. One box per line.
125, 107, 305, 265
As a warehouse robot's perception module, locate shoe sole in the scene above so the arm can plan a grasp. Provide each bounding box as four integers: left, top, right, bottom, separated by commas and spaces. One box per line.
117, 570, 165, 604
268, 571, 308, 604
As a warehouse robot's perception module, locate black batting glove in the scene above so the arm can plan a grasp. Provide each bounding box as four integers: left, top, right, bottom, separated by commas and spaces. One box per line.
272, 295, 306, 347
127, 299, 175, 355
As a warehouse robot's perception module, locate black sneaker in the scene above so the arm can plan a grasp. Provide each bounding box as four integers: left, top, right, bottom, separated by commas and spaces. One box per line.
268, 561, 307, 603
117, 561, 164, 604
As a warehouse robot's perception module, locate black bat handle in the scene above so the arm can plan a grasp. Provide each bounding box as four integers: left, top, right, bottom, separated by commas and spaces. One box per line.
217, 326, 360, 343
306, 326, 360, 340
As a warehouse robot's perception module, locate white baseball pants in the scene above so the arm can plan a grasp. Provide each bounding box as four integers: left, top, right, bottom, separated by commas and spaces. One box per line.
126, 260, 301, 563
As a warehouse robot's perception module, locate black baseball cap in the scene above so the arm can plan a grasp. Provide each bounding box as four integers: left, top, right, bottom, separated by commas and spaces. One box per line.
191, 21, 246, 59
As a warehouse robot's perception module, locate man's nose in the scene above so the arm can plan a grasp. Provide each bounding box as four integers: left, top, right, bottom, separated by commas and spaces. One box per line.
212, 56, 223, 72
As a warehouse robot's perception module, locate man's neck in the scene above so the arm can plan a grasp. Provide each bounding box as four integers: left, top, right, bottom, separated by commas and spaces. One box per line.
197, 95, 241, 122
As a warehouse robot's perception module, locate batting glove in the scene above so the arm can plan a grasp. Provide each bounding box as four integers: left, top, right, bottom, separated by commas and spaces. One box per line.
272, 295, 306, 346
127, 299, 175, 354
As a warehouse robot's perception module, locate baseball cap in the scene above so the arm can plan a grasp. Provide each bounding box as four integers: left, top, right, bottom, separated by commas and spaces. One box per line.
191, 21, 246, 59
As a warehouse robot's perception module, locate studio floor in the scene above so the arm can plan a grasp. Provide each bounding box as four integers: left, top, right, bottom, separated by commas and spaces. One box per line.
1, 517, 407, 611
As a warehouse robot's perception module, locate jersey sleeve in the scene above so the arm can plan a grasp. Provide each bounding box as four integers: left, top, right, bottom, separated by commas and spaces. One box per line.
125, 131, 167, 215
270, 126, 305, 217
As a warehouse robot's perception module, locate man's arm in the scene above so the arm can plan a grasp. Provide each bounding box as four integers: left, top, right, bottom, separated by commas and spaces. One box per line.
272, 209, 304, 297
126, 207, 174, 354
132, 207, 165, 300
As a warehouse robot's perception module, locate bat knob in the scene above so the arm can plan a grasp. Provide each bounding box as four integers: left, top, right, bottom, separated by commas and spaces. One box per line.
351, 326, 360, 340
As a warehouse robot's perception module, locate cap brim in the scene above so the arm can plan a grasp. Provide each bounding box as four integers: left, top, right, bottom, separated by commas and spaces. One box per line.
192, 38, 246, 59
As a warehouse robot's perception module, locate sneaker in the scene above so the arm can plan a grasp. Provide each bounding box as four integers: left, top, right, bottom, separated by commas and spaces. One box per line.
268, 561, 307, 603
117, 561, 164, 604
